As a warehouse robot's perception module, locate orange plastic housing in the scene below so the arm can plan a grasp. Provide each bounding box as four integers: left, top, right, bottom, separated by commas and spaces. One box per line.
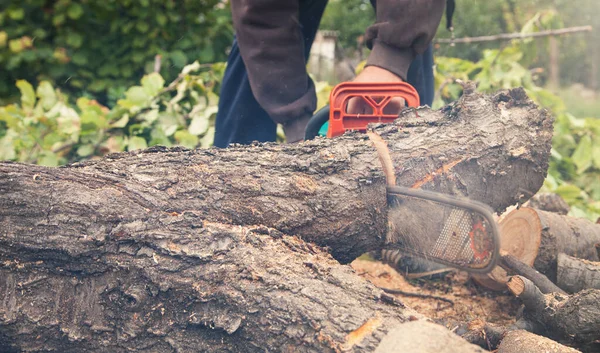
326, 82, 420, 138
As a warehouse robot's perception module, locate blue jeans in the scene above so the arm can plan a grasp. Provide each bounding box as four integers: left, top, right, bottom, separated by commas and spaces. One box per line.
214, 0, 435, 148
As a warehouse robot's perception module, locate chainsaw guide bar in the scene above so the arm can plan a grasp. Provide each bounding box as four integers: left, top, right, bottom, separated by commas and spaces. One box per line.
386, 186, 501, 274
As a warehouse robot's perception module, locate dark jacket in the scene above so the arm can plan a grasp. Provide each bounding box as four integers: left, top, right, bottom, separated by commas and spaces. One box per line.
230, 0, 446, 127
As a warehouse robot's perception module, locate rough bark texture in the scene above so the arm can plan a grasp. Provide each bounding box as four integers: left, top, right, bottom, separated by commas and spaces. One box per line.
497, 330, 581, 353
507, 276, 600, 352
0, 219, 436, 352
522, 193, 570, 215
0, 88, 554, 352
557, 253, 600, 293
531, 210, 600, 281
450, 319, 508, 351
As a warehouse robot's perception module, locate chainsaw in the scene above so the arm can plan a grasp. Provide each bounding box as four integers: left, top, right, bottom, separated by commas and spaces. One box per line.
304, 82, 500, 274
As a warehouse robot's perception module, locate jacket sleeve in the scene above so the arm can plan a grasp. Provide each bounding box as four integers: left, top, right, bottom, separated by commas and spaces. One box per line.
365, 0, 446, 80
230, 0, 316, 126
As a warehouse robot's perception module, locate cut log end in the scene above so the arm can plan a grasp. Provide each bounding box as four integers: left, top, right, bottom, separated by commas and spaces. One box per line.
507, 276, 525, 296
475, 207, 600, 291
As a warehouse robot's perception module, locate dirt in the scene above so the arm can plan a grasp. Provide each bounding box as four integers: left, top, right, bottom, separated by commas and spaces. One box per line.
351, 259, 521, 327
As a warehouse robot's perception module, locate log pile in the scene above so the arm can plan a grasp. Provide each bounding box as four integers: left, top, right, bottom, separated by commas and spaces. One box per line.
466, 193, 600, 352
4, 86, 596, 352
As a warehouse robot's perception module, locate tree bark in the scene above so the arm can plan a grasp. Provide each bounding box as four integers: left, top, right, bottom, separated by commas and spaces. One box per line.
557, 253, 600, 293
522, 193, 570, 215
0, 88, 554, 351
507, 276, 600, 352
497, 330, 581, 353
0, 220, 437, 353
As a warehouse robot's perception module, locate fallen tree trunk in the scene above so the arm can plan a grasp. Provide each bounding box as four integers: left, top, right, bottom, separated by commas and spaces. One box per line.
474, 208, 600, 290
506, 276, 600, 352
557, 253, 600, 293
0, 88, 554, 351
0, 220, 435, 352
497, 330, 581, 353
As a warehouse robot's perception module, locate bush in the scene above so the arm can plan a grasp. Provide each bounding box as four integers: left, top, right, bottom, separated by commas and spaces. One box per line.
0, 61, 226, 166
0, 0, 233, 105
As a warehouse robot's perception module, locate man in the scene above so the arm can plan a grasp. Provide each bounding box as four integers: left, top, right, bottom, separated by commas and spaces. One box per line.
214, 0, 446, 147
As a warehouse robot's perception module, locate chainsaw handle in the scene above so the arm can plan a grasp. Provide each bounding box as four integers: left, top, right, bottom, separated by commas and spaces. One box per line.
304, 105, 330, 141
304, 82, 420, 141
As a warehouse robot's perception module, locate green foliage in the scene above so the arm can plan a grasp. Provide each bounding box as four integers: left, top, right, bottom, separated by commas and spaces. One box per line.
433, 41, 600, 221
319, 0, 375, 52
543, 114, 600, 221
0, 61, 226, 166
0, 0, 233, 104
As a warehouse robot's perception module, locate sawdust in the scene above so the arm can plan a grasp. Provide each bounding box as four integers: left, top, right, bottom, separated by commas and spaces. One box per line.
351, 259, 520, 326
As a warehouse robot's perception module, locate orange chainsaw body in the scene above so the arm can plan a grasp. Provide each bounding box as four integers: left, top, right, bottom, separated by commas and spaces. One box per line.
326, 82, 420, 138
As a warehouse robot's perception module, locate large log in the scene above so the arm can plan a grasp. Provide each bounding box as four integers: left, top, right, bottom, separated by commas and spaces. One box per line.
557, 253, 600, 293
0, 88, 554, 351
0, 219, 431, 352
497, 330, 581, 353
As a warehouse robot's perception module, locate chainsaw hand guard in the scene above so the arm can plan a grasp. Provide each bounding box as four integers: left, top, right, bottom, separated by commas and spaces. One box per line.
304, 82, 420, 140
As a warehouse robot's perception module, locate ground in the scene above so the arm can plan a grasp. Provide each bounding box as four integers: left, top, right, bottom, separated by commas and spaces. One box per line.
351, 259, 521, 326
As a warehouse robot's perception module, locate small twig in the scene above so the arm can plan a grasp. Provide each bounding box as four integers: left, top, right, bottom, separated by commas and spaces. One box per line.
378, 287, 455, 308
154, 55, 162, 73
52, 142, 75, 154
436, 25, 592, 44
499, 250, 567, 295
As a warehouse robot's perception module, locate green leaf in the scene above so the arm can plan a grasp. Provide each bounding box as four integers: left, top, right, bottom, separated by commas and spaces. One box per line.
174, 130, 198, 149
7, 8, 25, 21
593, 137, 600, 169
36, 81, 57, 110
9, 39, 23, 53
149, 127, 172, 147
170, 50, 188, 68
188, 115, 209, 135
71, 52, 88, 65
128, 136, 148, 151
571, 135, 593, 174
67, 3, 84, 20
38, 152, 60, 167
156, 13, 168, 26
555, 184, 584, 204
110, 114, 130, 128
200, 126, 215, 148
0, 31, 7, 47
16, 80, 36, 109
182, 61, 201, 75
141, 73, 165, 97
0, 131, 17, 160
66, 32, 83, 48
77, 144, 95, 157
52, 14, 66, 26
118, 86, 151, 110
136, 21, 150, 33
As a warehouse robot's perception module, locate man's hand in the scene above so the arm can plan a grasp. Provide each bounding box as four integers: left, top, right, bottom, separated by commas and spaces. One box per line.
346, 65, 406, 115
284, 66, 406, 144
